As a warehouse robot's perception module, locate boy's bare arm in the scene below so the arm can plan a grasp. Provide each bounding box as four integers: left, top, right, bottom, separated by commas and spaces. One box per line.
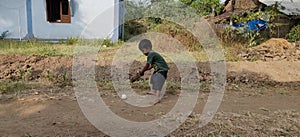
139, 63, 152, 75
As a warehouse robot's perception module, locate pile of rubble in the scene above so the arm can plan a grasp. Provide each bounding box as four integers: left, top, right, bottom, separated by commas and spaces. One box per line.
240, 38, 300, 61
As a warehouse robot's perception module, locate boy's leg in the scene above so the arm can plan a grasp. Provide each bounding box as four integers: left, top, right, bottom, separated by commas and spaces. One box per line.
153, 90, 161, 105
147, 73, 156, 95
156, 90, 160, 98
151, 72, 167, 104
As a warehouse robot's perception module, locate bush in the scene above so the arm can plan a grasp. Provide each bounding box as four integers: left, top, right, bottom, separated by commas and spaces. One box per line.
101, 38, 114, 47
0, 30, 9, 39
218, 26, 269, 48
66, 37, 79, 45
286, 24, 300, 42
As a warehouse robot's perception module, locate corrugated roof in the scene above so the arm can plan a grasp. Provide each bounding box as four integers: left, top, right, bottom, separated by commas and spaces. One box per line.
259, 0, 300, 15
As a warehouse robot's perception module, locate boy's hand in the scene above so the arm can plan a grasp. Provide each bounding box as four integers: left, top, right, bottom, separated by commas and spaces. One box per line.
130, 71, 143, 83
137, 70, 144, 76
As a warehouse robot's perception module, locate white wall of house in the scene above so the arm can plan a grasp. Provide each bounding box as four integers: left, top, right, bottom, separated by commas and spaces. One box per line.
32, 0, 119, 41
0, 0, 28, 39
0, 0, 120, 41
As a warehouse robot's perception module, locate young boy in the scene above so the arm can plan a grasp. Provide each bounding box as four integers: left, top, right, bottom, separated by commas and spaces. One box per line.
137, 39, 169, 104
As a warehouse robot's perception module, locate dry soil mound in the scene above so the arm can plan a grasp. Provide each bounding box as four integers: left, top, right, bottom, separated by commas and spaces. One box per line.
241, 38, 300, 61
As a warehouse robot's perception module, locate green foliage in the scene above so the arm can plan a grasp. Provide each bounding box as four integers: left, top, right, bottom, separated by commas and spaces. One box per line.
222, 2, 285, 47
56, 68, 71, 87
233, 1, 285, 33
166, 82, 181, 90
223, 46, 244, 62
0, 40, 74, 56
123, 0, 200, 39
44, 68, 71, 87
45, 70, 54, 82
147, 17, 162, 24
101, 38, 114, 47
23, 68, 32, 81
116, 39, 124, 45
219, 26, 245, 45
97, 81, 115, 91
12, 67, 33, 81
151, 19, 200, 50
286, 24, 300, 42
0, 30, 9, 39
43, 49, 58, 56
66, 37, 79, 45
131, 80, 150, 89
0, 39, 121, 56
0, 82, 30, 94
179, 0, 224, 16
123, 0, 217, 49
244, 31, 261, 47
25, 133, 32, 137
123, 19, 147, 40
232, 1, 284, 22
220, 25, 268, 47
124, 0, 146, 20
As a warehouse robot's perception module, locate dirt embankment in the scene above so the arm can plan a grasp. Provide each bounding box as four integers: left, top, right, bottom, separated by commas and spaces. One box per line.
0, 55, 72, 83
0, 54, 299, 88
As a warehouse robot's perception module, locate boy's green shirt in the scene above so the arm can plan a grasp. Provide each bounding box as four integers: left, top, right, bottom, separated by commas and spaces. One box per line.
147, 50, 169, 72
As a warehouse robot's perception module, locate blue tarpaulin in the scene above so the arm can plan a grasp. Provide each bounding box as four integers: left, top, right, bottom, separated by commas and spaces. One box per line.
233, 19, 268, 32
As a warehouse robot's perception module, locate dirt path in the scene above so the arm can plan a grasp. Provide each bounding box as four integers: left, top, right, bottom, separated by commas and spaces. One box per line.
0, 55, 299, 136
0, 85, 299, 136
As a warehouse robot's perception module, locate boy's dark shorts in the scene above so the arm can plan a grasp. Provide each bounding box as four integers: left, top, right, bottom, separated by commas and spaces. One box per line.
150, 71, 168, 91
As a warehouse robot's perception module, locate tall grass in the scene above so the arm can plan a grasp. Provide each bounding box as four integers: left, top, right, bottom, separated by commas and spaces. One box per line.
0, 38, 243, 62
0, 82, 40, 94
0, 39, 122, 57
0, 40, 75, 56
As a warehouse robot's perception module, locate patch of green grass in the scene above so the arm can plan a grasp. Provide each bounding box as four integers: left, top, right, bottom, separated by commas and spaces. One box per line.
24, 133, 32, 137
166, 81, 181, 90
66, 37, 80, 45
97, 81, 116, 91
42, 69, 72, 87
223, 45, 244, 62
199, 82, 210, 91
0, 39, 124, 57
192, 50, 209, 62
0, 40, 75, 56
131, 80, 150, 89
97, 51, 117, 61
0, 82, 37, 94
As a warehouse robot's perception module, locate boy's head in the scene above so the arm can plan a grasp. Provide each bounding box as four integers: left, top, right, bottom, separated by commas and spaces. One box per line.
138, 39, 152, 56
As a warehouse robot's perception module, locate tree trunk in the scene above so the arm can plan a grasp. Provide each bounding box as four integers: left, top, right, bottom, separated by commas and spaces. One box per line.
230, 0, 236, 25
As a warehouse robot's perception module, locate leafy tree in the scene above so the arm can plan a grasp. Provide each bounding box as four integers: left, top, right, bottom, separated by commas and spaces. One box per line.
124, 0, 146, 20
179, 0, 224, 16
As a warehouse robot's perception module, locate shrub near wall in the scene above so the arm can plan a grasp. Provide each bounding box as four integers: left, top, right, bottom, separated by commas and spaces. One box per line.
286, 24, 300, 42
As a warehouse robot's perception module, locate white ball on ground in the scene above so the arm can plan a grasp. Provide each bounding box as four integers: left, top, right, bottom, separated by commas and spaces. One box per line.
121, 94, 127, 100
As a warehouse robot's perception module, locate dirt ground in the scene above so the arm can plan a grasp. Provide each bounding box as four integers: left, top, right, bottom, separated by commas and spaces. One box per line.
0, 53, 299, 136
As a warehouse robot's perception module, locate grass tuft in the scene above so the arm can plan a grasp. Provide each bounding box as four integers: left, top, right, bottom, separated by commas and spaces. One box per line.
0, 82, 38, 94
